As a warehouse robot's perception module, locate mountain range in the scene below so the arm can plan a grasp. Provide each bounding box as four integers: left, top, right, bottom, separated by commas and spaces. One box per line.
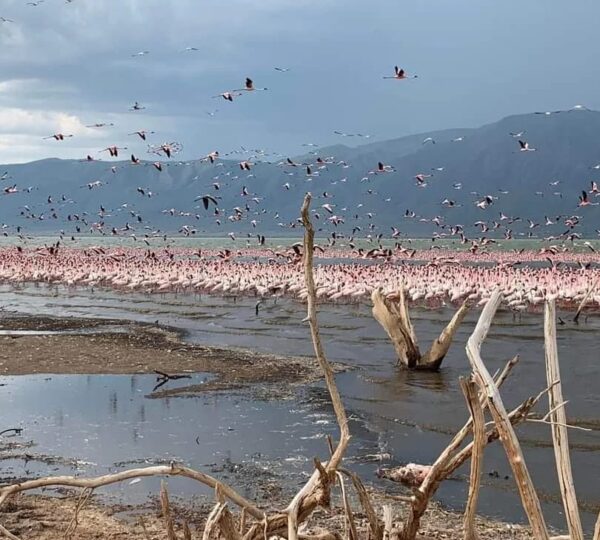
1, 110, 599, 241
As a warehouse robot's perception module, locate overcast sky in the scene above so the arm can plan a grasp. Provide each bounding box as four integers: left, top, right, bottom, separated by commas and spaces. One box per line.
0, 0, 598, 163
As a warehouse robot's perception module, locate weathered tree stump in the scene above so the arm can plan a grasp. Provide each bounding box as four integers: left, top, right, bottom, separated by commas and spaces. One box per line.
371, 288, 469, 370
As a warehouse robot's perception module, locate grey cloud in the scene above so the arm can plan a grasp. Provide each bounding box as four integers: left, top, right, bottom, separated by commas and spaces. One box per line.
0, 0, 598, 163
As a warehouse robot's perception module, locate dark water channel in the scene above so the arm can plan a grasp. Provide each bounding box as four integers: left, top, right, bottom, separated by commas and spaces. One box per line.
0, 283, 598, 533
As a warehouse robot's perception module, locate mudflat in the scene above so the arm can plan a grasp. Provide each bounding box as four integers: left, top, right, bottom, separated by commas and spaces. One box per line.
0, 315, 330, 397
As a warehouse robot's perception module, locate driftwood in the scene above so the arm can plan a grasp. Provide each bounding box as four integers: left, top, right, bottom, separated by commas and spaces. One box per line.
336, 472, 358, 540
544, 299, 584, 540
0, 464, 262, 518
466, 291, 549, 540
384, 377, 544, 540
276, 193, 351, 540
338, 468, 383, 540
594, 511, 600, 540
393, 356, 520, 539
460, 377, 485, 540
153, 370, 192, 391
242, 193, 353, 540
372, 288, 469, 370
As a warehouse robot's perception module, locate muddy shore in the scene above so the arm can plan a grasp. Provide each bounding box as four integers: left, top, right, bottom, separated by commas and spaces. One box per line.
0, 315, 334, 398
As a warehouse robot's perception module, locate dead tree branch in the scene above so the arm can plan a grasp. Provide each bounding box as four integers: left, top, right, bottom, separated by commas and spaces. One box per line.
466, 290, 549, 539
460, 377, 485, 540
336, 472, 358, 540
239, 194, 352, 540
0, 464, 262, 520
372, 289, 469, 370
544, 299, 584, 540
64, 487, 93, 540
394, 356, 518, 539
339, 468, 383, 539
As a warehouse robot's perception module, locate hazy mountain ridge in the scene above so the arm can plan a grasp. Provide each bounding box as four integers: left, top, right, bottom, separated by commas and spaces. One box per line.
0, 111, 599, 240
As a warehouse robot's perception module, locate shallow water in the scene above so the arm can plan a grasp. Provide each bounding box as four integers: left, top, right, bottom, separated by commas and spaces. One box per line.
0, 283, 599, 532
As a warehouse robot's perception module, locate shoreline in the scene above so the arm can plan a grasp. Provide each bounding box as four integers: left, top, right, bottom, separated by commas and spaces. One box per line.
0, 315, 337, 398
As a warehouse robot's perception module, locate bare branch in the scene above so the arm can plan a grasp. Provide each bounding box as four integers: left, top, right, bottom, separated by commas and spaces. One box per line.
544, 299, 584, 540
339, 468, 383, 539
0, 464, 262, 520
466, 290, 548, 539
396, 355, 518, 540
336, 472, 358, 540
460, 377, 485, 540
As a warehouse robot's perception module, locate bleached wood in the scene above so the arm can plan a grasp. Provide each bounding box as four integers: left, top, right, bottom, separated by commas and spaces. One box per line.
544, 299, 584, 540
372, 289, 469, 370
466, 291, 549, 540
421, 300, 470, 370
460, 377, 485, 540
336, 472, 358, 540
399, 356, 518, 540
285, 193, 351, 540
0, 464, 262, 519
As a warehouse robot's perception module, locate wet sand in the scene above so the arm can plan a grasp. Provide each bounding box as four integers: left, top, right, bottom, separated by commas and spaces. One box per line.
0, 315, 333, 397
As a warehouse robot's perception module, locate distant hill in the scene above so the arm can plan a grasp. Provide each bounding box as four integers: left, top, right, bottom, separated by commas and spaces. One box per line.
0, 110, 599, 241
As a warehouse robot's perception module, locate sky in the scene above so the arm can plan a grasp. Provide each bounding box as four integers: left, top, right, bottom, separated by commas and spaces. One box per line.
0, 0, 599, 163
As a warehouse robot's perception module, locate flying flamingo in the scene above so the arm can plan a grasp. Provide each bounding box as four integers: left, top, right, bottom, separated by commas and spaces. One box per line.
383, 66, 417, 80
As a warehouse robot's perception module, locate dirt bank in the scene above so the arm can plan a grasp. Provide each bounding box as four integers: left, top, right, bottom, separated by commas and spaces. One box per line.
0, 315, 338, 398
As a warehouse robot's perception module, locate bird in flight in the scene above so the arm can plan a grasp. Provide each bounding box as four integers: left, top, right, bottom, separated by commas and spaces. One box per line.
235, 78, 268, 92
578, 190, 598, 207
518, 140, 536, 152
43, 133, 73, 141
195, 195, 219, 210
212, 92, 242, 102
129, 130, 154, 141
383, 66, 417, 80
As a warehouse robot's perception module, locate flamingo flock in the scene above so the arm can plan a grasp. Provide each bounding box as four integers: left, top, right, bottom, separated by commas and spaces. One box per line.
0, 246, 598, 311
0, 3, 598, 317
